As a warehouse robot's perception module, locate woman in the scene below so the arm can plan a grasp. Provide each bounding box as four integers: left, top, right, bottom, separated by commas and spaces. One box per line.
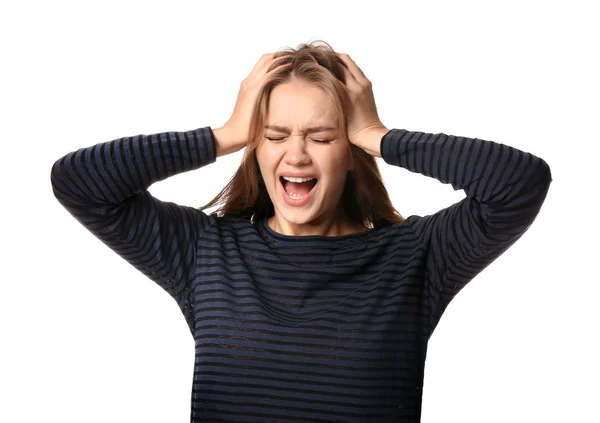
51, 41, 552, 422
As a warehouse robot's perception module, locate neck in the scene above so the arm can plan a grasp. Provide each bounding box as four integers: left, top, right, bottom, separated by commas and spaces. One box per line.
267, 211, 366, 237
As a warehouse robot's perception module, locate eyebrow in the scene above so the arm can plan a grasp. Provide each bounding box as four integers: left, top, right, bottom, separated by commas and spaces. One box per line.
264, 125, 336, 134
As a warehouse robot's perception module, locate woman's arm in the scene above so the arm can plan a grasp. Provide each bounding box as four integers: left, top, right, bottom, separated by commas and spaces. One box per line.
50, 126, 218, 331
380, 128, 553, 336
336, 52, 552, 336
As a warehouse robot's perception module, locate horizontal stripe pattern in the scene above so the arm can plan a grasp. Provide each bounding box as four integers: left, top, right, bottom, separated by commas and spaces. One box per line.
50, 126, 552, 422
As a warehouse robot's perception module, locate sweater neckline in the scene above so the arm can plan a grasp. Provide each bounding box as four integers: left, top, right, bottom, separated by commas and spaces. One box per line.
258, 216, 374, 248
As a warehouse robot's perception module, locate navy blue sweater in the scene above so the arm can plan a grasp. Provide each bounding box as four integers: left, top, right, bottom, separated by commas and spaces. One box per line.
50, 126, 552, 422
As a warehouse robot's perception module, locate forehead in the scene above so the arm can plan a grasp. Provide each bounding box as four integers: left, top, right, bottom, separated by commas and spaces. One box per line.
266, 81, 338, 127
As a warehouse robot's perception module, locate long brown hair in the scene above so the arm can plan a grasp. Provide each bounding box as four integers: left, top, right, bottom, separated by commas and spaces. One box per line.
198, 40, 405, 229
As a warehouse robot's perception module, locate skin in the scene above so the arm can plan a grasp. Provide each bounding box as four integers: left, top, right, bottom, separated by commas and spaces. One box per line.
255, 78, 366, 237
216, 52, 389, 236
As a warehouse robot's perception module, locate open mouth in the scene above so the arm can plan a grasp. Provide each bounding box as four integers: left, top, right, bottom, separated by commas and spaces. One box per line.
279, 176, 318, 199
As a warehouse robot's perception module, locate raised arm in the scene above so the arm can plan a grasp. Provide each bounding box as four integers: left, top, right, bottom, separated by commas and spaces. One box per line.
50, 127, 218, 331
380, 129, 552, 336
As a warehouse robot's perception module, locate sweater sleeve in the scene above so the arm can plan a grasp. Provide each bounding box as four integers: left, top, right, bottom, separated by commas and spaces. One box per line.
50, 126, 218, 331
380, 129, 552, 337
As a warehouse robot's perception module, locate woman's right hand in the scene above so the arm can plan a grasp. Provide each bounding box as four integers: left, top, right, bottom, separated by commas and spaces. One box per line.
214, 53, 291, 157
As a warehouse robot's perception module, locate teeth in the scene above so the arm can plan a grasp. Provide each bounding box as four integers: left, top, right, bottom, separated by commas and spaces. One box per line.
282, 176, 316, 183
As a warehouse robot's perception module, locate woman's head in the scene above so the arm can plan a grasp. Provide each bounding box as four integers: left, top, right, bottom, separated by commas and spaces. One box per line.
255, 78, 354, 231
199, 40, 405, 229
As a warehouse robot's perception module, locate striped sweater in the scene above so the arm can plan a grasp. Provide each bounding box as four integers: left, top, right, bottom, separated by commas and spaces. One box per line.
50, 126, 552, 422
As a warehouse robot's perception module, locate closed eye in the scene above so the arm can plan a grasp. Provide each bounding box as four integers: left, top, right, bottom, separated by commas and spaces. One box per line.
266, 137, 333, 144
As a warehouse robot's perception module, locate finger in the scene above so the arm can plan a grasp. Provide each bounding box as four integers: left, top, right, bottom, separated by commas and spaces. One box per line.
248, 54, 287, 81
266, 56, 292, 73
250, 53, 273, 73
337, 53, 368, 84
255, 53, 290, 76
337, 55, 361, 90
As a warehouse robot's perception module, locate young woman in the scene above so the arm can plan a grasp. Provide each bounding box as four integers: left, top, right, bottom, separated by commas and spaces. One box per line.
51, 41, 552, 422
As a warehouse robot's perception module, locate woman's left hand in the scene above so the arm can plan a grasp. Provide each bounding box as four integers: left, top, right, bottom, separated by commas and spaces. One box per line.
336, 53, 389, 154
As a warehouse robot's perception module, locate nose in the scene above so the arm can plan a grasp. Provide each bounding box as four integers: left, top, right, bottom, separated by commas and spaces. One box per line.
284, 135, 311, 166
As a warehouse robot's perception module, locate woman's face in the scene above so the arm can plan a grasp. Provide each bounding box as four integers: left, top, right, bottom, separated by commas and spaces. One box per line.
255, 79, 353, 232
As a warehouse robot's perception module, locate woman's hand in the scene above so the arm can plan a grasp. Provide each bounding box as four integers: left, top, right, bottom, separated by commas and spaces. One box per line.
215, 53, 291, 157
337, 53, 389, 157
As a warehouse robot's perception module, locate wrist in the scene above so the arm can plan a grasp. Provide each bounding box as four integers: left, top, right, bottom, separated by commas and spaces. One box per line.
213, 126, 244, 158
353, 126, 389, 158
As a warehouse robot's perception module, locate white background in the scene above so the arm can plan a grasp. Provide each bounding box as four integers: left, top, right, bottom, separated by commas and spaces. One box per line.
2, 1, 597, 422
